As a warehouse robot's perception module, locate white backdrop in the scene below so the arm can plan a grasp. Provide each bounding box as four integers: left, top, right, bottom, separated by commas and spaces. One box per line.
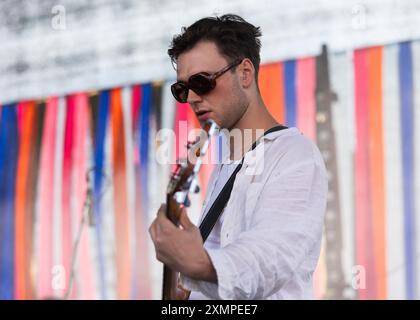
1, 0, 420, 104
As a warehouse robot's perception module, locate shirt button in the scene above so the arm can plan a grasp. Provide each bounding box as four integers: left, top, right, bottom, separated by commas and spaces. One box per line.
226, 233, 229, 238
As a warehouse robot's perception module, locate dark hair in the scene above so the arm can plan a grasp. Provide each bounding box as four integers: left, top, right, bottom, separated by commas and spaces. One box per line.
168, 14, 262, 80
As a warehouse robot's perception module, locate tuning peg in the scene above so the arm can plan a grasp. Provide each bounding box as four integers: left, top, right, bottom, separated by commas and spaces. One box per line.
183, 196, 191, 207
177, 158, 188, 168
186, 141, 196, 149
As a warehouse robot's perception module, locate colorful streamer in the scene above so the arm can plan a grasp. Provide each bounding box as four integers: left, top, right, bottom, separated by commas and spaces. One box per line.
0, 104, 18, 300
398, 42, 416, 300
0, 40, 419, 301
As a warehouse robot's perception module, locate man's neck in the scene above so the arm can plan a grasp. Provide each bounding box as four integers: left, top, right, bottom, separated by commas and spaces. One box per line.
228, 100, 279, 161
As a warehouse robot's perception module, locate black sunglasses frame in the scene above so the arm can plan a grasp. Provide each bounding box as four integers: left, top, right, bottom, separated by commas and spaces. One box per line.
171, 59, 243, 103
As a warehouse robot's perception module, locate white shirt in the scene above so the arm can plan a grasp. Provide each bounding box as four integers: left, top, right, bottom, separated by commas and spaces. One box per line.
189, 162, 237, 300
181, 127, 328, 300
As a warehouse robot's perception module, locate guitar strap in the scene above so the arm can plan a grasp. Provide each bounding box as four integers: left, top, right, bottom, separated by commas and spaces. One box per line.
199, 125, 288, 242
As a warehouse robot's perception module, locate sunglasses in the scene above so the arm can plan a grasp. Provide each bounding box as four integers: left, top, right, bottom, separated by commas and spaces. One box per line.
171, 59, 242, 103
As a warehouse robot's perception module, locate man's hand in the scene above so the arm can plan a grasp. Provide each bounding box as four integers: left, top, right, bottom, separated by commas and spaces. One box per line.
149, 204, 217, 282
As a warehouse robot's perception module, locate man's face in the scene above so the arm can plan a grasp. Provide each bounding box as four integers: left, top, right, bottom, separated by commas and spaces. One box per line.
176, 41, 249, 129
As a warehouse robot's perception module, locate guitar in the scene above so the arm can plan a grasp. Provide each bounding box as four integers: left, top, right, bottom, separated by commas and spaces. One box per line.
162, 119, 219, 300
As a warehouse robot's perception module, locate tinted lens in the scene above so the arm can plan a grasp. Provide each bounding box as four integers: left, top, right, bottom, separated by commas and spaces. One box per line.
188, 73, 215, 95
171, 82, 188, 103
171, 74, 215, 103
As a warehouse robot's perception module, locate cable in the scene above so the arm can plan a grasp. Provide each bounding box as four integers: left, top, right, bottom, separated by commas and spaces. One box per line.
63, 167, 109, 300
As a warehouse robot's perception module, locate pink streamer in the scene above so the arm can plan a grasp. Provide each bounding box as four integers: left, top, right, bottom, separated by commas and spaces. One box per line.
296, 57, 316, 141
37, 97, 58, 299
72, 93, 96, 299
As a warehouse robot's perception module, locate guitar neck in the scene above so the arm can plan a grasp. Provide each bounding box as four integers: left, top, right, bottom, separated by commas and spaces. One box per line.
160, 119, 219, 300
316, 45, 348, 299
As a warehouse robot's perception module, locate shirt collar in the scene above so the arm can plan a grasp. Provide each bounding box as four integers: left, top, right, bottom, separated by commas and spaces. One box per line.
217, 127, 296, 164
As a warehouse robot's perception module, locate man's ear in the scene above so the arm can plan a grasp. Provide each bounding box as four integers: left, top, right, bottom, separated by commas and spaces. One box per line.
239, 58, 255, 88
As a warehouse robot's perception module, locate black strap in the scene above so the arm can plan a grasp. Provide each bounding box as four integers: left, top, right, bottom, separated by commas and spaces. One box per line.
199, 125, 288, 242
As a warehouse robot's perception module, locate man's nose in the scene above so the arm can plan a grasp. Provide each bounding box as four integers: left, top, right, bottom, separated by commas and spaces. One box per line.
187, 89, 202, 104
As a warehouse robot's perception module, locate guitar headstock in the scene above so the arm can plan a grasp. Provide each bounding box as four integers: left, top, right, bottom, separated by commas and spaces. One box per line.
166, 119, 219, 209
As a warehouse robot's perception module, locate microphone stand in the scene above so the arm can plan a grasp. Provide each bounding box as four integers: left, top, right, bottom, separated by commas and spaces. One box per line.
64, 172, 94, 300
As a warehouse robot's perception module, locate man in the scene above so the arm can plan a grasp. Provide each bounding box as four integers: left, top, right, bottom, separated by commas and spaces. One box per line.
149, 14, 328, 299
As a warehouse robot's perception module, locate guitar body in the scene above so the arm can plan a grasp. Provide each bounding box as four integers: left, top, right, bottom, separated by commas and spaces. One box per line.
162, 195, 190, 300
162, 265, 190, 300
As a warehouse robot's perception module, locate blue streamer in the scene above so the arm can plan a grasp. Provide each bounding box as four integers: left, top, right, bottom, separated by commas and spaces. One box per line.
284, 60, 297, 127
399, 41, 416, 299
0, 104, 18, 300
218, 134, 223, 164
93, 90, 110, 299
130, 84, 151, 299
139, 84, 151, 217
